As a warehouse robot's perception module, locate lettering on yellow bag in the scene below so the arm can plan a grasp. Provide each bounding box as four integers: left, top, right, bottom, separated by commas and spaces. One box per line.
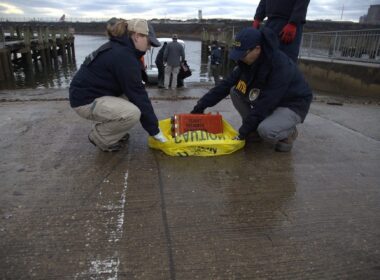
148, 118, 245, 157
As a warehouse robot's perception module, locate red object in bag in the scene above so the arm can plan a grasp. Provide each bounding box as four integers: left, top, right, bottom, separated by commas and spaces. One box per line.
171, 113, 223, 137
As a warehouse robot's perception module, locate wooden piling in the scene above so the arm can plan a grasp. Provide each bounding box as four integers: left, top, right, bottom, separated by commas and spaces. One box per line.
44, 26, 51, 63
68, 28, 75, 63
0, 26, 11, 81
59, 28, 68, 65
0, 48, 13, 81
16, 26, 22, 40
37, 25, 47, 67
70, 38, 75, 62
67, 39, 72, 62
50, 26, 58, 58
22, 25, 33, 67
0, 25, 5, 48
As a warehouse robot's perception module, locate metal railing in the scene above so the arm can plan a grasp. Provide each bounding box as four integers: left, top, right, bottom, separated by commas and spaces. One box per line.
300, 29, 380, 64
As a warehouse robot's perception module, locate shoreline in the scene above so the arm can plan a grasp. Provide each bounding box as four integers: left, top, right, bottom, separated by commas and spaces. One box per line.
73, 31, 202, 40
1, 84, 379, 106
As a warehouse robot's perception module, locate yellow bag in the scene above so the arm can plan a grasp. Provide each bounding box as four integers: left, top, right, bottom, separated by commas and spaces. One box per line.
148, 118, 245, 157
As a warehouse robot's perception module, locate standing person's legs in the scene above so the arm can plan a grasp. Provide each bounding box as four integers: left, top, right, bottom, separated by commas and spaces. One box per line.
156, 64, 164, 87
164, 65, 172, 89
73, 96, 141, 151
257, 107, 301, 151
171, 66, 180, 89
211, 64, 221, 85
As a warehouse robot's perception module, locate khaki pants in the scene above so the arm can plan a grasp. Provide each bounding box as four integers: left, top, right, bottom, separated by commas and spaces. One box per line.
73, 96, 141, 147
164, 65, 180, 89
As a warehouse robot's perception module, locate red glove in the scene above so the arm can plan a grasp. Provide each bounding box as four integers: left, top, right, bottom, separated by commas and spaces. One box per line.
252, 19, 261, 29
280, 23, 297, 44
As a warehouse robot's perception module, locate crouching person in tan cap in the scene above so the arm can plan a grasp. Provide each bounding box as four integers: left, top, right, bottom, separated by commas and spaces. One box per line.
69, 18, 167, 152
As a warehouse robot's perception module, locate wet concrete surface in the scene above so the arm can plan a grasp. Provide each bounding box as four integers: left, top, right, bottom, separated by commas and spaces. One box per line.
0, 85, 380, 279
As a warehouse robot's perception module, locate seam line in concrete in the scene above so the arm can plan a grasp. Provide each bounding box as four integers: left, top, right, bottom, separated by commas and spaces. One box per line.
154, 152, 177, 280
311, 112, 380, 143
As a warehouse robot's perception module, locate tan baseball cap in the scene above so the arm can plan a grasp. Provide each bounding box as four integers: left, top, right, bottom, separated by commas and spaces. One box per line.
127, 19, 161, 47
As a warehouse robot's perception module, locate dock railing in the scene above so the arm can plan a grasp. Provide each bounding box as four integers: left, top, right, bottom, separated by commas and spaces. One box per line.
300, 29, 380, 64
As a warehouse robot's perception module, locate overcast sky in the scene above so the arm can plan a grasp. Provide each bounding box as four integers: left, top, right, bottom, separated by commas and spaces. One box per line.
0, 0, 379, 22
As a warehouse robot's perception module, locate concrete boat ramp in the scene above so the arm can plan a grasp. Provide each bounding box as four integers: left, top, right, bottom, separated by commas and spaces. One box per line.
0, 85, 379, 279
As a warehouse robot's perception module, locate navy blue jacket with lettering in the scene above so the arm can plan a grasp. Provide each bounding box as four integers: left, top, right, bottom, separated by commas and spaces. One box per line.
69, 35, 159, 136
254, 0, 310, 24
193, 27, 312, 138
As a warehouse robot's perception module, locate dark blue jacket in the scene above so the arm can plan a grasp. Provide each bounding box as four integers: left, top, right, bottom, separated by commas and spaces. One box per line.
255, 0, 310, 24
155, 43, 167, 67
193, 28, 312, 138
69, 35, 159, 136
210, 46, 222, 65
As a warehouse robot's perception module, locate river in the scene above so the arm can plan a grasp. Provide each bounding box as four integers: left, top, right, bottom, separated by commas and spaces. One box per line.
4, 34, 209, 90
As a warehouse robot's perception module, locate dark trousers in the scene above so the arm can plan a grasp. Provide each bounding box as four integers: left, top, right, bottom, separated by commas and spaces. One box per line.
211, 64, 221, 85
156, 63, 165, 87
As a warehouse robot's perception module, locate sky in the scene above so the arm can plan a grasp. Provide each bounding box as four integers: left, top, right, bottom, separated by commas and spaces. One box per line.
0, 0, 379, 22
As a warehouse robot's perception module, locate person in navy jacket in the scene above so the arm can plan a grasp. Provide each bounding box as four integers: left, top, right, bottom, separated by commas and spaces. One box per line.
210, 40, 223, 85
191, 27, 313, 152
252, 0, 310, 62
69, 18, 167, 152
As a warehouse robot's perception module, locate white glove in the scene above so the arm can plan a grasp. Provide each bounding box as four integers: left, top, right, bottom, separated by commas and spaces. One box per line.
233, 135, 243, 140
153, 130, 167, 143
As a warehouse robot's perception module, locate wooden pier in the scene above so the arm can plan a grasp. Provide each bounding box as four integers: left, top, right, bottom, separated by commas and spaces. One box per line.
0, 24, 75, 82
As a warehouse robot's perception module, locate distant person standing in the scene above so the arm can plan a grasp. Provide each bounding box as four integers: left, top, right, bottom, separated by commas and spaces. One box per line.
252, 0, 310, 62
210, 40, 222, 85
163, 34, 185, 89
155, 42, 167, 88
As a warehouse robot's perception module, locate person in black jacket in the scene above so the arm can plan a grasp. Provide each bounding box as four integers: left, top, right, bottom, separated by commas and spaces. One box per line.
210, 40, 222, 85
252, 0, 310, 62
191, 27, 313, 152
69, 18, 167, 152
155, 42, 167, 88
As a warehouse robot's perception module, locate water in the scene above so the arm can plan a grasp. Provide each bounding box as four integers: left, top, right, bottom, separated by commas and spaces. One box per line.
3, 35, 209, 90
